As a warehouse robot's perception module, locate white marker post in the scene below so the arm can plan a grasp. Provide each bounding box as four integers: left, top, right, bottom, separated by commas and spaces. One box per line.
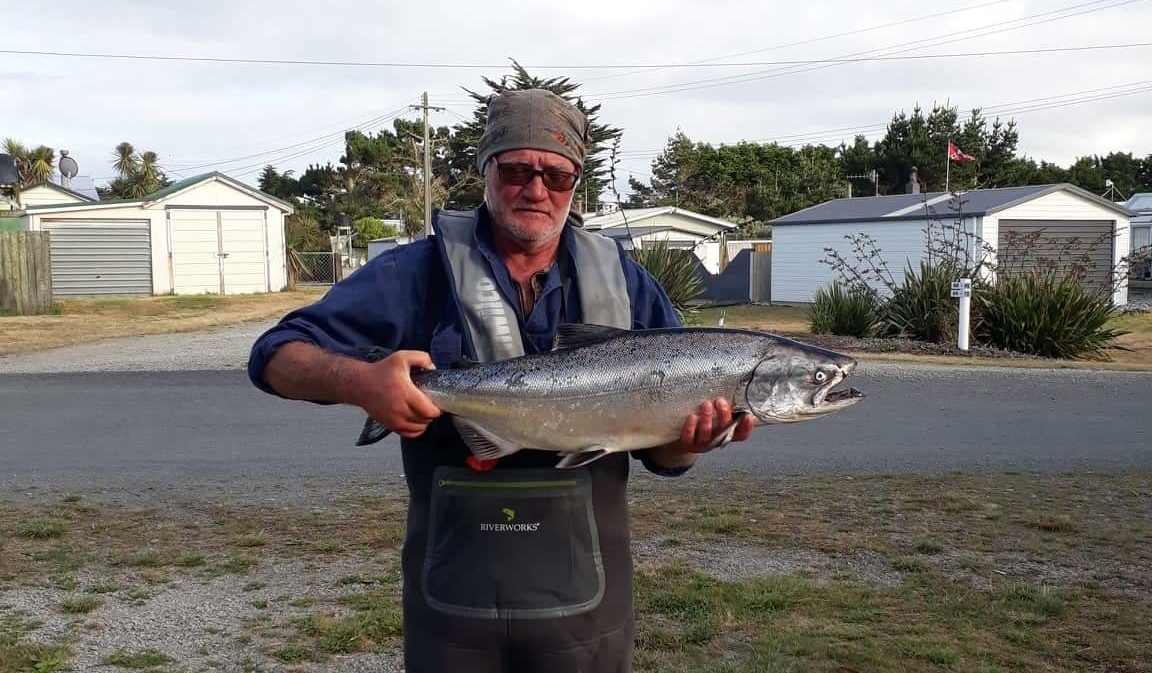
951, 278, 972, 352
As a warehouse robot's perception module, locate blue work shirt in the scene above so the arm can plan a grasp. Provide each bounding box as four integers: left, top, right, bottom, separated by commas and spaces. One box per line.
248, 205, 683, 396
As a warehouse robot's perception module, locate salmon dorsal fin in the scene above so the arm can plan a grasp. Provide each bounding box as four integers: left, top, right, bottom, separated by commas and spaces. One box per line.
552, 323, 631, 351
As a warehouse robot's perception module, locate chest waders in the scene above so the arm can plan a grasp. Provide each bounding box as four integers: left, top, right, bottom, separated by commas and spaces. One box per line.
399, 209, 638, 673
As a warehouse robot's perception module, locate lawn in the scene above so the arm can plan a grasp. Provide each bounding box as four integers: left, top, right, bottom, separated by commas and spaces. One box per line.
1, 472, 1148, 672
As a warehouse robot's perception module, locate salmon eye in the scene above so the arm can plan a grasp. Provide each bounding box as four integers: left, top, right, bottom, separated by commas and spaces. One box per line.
814, 370, 827, 383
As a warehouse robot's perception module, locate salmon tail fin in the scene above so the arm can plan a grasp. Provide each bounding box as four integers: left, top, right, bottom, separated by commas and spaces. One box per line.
356, 416, 393, 446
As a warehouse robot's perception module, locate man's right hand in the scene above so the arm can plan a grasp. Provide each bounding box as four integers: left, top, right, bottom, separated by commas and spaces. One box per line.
262, 342, 442, 439
353, 350, 443, 438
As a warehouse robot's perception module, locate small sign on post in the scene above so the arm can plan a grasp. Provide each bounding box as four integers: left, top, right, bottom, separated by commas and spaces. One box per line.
951, 278, 972, 352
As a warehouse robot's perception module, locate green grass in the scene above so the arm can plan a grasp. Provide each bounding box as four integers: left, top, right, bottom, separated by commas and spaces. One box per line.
0, 473, 1148, 671
0, 613, 71, 673
101, 648, 173, 668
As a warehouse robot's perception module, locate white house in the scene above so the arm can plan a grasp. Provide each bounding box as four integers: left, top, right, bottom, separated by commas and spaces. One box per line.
579, 205, 739, 274
18, 171, 294, 298
1, 180, 98, 210
769, 183, 1133, 306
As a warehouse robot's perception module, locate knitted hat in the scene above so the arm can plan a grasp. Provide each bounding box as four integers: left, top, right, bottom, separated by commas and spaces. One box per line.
476, 89, 589, 173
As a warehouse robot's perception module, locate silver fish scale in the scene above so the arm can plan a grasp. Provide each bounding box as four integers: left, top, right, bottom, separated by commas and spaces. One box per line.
413, 329, 777, 452
421, 329, 768, 401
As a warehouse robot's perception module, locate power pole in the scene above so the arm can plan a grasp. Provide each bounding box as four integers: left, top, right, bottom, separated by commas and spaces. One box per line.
410, 92, 444, 238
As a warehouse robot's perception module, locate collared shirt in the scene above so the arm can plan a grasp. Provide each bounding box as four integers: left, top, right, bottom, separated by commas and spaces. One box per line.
246, 204, 688, 475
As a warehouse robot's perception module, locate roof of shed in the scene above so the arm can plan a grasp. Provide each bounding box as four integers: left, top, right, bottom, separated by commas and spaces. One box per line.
23, 171, 295, 213
771, 183, 1135, 225
595, 225, 674, 238
581, 206, 737, 231
1125, 193, 1152, 214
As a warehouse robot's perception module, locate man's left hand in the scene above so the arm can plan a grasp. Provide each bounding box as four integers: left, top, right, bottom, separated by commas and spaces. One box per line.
674, 397, 755, 452
646, 398, 755, 470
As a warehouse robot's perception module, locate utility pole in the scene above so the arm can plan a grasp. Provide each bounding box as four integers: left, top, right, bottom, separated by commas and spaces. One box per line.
410, 92, 444, 238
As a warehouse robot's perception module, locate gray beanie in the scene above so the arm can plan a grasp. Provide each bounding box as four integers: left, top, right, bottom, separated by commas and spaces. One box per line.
476, 89, 589, 173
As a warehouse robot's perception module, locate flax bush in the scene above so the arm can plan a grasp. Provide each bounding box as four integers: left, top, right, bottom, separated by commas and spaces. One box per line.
631, 239, 705, 324
975, 270, 1127, 360
806, 282, 880, 337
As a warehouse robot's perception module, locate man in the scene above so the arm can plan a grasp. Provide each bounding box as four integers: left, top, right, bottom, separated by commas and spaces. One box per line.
247, 88, 755, 673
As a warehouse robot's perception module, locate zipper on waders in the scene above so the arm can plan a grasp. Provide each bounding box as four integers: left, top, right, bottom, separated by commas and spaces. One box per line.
438, 479, 581, 488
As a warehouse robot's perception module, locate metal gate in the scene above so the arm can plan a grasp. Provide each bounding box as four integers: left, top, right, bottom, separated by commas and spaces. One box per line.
292, 251, 344, 285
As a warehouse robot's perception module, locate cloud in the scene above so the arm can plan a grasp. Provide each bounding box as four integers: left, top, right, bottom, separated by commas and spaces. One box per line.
4, 0, 1151, 194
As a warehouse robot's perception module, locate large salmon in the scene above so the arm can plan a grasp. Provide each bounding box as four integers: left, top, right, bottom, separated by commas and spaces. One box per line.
356, 324, 864, 468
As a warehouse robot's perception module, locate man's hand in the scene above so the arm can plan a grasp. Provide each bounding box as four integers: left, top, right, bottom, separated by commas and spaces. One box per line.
353, 350, 442, 438
646, 398, 755, 470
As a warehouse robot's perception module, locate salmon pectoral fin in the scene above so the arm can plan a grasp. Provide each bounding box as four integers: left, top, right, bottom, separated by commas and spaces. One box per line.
554, 446, 615, 469
451, 417, 525, 461
706, 410, 752, 451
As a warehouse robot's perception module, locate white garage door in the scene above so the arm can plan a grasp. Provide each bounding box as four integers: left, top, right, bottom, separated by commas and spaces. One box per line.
168, 208, 269, 295
40, 218, 153, 297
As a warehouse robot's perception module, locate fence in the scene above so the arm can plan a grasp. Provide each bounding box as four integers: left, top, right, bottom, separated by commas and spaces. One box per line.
0, 231, 54, 315
290, 250, 344, 286
693, 249, 772, 304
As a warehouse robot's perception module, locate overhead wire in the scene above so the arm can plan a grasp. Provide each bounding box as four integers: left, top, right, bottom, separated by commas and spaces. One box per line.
611, 79, 1152, 161
584, 0, 1145, 100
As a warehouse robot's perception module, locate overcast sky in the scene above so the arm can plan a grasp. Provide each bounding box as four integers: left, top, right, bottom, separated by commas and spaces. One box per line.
4, 0, 1151, 197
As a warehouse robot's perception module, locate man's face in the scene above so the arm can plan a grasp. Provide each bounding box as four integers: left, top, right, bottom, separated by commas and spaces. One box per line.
483, 149, 580, 249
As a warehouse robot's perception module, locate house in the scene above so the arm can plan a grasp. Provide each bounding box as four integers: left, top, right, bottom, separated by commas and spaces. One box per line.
17, 171, 294, 298
579, 205, 739, 274
768, 183, 1133, 307
1126, 193, 1151, 283
2, 179, 99, 209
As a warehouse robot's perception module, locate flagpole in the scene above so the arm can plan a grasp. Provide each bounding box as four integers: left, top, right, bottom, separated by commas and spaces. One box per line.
945, 140, 951, 193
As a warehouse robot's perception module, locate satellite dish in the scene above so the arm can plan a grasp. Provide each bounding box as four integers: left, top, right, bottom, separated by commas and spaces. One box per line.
0, 153, 18, 188
59, 150, 78, 179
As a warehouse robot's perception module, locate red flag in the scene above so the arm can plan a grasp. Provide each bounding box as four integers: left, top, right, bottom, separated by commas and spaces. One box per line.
948, 141, 976, 163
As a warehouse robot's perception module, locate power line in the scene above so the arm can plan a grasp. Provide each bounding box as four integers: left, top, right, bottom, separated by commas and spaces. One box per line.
168, 102, 417, 174
579, 0, 1025, 82
612, 79, 1152, 160
2, 41, 1147, 70
585, 0, 1145, 100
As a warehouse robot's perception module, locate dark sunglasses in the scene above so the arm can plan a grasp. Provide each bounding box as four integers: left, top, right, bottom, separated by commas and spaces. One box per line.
494, 161, 580, 192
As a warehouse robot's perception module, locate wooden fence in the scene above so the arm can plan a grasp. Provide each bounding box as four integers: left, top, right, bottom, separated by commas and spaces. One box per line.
0, 231, 54, 315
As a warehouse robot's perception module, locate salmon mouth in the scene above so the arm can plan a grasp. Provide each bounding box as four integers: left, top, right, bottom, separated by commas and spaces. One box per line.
808, 379, 865, 413
825, 386, 864, 404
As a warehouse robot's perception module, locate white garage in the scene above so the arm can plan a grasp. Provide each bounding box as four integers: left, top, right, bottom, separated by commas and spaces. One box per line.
768, 183, 1133, 307
20, 172, 294, 297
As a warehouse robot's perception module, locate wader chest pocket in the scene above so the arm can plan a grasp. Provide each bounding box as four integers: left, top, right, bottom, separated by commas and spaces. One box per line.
422, 466, 605, 620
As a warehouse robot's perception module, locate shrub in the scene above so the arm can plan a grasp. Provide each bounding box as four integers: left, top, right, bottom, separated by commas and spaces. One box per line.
806, 283, 879, 337
631, 239, 704, 323
881, 259, 977, 343
974, 270, 1127, 360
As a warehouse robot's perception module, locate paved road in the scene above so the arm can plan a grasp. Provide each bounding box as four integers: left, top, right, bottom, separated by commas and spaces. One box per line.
2, 365, 1149, 499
